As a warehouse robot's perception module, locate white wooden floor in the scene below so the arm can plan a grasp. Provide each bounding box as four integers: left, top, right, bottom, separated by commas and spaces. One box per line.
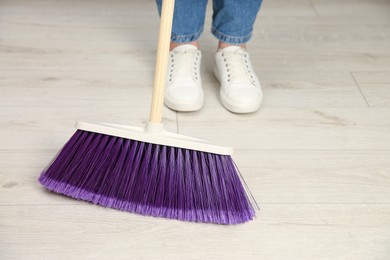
1, 0, 390, 259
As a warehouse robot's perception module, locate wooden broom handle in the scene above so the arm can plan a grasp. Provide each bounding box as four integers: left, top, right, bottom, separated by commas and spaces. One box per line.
149, 0, 175, 123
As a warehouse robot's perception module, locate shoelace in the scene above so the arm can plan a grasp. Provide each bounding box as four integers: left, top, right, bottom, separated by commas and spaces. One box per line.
222, 50, 256, 86
169, 50, 199, 82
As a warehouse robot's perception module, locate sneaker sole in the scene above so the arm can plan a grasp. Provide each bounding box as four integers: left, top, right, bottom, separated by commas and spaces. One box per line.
164, 95, 204, 112
213, 66, 261, 114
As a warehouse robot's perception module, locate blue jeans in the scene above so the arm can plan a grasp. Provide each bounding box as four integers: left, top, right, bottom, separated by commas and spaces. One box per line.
156, 0, 263, 44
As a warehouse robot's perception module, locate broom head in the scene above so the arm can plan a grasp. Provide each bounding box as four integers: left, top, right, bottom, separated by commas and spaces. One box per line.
39, 121, 256, 224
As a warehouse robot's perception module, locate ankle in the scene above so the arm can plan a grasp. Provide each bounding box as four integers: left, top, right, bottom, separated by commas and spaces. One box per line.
170, 41, 199, 51
218, 41, 246, 50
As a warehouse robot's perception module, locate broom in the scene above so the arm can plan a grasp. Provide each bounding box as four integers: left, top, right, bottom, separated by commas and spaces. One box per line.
38, 0, 256, 224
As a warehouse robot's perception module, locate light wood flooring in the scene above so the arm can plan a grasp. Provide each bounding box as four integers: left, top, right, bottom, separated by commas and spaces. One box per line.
1, 0, 390, 259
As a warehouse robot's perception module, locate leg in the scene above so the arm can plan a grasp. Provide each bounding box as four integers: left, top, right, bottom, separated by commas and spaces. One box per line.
156, 0, 208, 50
155, 0, 208, 111
212, 0, 263, 46
212, 0, 264, 113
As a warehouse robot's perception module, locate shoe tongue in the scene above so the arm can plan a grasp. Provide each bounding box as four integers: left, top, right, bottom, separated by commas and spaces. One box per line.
221, 46, 243, 52
172, 44, 198, 52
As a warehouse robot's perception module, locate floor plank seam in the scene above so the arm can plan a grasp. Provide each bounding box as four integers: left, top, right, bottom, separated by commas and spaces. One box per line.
349, 71, 370, 107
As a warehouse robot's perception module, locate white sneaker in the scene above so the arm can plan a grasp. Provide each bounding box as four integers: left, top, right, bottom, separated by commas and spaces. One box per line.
213, 46, 262, 113
164, 44, 204, 112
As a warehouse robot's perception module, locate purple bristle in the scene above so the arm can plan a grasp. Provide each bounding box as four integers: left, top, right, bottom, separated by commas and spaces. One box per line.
39, 130, 256, 224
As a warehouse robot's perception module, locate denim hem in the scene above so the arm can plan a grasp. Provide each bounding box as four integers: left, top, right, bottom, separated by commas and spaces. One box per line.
171, 31, 202, 43
211, 27, 252, 44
